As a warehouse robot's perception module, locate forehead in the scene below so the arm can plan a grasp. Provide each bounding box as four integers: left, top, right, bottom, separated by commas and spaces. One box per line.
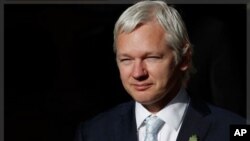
120, 21, 165, 39
116, 21, 169, 53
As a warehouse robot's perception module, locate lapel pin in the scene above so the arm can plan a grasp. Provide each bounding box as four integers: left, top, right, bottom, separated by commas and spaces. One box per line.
188, 134, 199, 141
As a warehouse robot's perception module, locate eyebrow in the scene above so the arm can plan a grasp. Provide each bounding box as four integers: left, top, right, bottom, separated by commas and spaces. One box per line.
116, 53, 131, 58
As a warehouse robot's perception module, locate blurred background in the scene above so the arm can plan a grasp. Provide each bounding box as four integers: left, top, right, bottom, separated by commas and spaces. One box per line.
4, 4, 246, 141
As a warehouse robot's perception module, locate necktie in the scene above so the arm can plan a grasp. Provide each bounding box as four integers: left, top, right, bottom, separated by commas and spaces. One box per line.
144, 116, 165, 141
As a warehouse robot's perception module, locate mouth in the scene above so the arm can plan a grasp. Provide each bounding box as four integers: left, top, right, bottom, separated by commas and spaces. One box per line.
132, 83, 153, 91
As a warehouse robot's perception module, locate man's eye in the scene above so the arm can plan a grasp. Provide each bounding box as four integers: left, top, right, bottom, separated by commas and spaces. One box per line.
145, 56, 162, 62
119, 58, 133, 65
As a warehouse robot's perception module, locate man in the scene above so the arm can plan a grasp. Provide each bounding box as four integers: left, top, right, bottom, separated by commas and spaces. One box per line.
75, 1, 245, 141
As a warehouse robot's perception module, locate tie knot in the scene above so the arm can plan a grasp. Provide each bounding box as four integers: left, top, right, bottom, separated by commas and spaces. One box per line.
144, 116, 165, 134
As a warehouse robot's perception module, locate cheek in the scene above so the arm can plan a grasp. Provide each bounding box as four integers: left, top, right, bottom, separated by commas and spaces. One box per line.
148, 62, 175, 83
118, 66, 130, 82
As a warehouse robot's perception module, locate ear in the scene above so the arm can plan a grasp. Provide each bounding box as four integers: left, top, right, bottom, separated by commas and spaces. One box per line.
179, 45, 191, 71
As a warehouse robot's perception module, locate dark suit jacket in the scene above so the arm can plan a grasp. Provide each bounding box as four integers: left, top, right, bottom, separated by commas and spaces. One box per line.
75, 99, 245, 141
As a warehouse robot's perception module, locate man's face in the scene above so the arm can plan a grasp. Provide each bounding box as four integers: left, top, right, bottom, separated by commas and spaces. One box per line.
116, 21, 187, 109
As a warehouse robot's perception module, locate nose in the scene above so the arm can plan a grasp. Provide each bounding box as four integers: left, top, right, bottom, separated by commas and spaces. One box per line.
132, 60, 148, 80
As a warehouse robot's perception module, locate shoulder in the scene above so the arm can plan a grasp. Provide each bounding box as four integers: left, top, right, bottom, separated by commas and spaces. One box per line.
78, 101, 134, 131
204, 103, 245, 140
188, 97, 246, 130
75, 101, 136, 141
207, 103, 245, 124
75, 101, 134, 141
189, 97, 245, 124
85, 101, 134, 125
181, 98, 246, 141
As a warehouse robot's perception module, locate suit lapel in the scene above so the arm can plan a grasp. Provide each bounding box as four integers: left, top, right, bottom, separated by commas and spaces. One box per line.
115, 101, 138, 141
177, 98, 212, 141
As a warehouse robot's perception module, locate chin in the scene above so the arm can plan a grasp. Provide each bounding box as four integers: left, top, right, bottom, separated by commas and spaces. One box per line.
128, 89, 161, 104
134, 96, 158, 105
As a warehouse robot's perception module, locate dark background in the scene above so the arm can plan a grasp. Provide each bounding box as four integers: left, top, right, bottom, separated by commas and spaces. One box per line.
4, 4, 246, 141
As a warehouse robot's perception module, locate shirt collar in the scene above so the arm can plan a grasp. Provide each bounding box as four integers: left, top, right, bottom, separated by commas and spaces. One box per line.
135, 87, 190, 131
135, 101, 151, 130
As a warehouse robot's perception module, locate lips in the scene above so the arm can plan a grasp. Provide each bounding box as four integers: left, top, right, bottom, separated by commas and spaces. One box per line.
132, 83, 153, 91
